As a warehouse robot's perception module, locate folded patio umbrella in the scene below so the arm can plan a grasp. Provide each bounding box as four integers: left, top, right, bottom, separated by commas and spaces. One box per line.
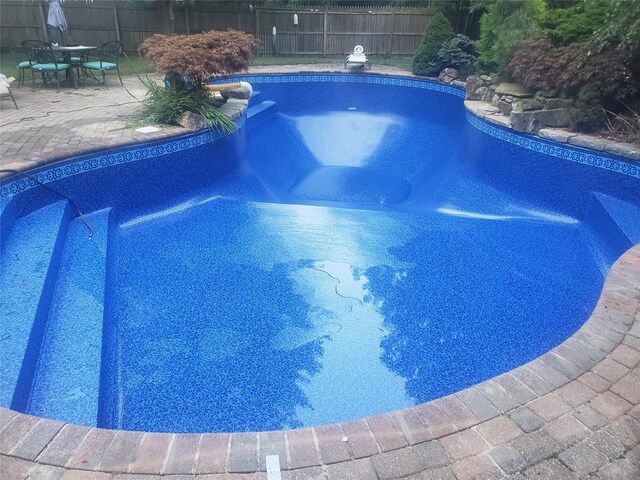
47, 0, 68, 45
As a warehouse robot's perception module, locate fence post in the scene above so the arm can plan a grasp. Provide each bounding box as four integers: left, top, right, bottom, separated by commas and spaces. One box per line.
322, 7, 327, 56
255, 9, 260, 54
38, 0, 49, 42
112, 2, 122, 44
185, 3, 191, 34
386, 11, 395, 56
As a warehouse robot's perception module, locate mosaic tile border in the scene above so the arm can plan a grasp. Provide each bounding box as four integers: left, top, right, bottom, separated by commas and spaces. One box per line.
0, 75, 462, 201
466, 112, 640, 180
3, 74, 637, 200
0, 130, 221, 200
215, 73, 467, 98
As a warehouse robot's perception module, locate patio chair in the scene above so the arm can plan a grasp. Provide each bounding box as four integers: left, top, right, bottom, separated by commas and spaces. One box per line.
0, 74, 18, 109
11, 47, 31, 88
82, 41, 123, 88
22, 39, 70, 93
344, 45, 371, 70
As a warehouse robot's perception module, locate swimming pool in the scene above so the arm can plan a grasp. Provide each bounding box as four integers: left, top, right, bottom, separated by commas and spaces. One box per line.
1, 74, 639, 434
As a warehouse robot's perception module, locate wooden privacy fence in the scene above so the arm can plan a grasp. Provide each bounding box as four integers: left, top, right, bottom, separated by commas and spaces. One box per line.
255, 6, 433, 56
0, 1, 434, 56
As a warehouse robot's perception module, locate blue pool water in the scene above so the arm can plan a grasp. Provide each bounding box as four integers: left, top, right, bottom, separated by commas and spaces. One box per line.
1, 75, 639, 433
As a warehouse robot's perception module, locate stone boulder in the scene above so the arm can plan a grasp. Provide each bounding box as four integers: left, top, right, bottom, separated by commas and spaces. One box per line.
494, 82, 535, 98
497, 98, 513, 116
206, 94, 227, 108
541, 97, 575, 110
221, 86, 252, 100
176, 111, 207, 131
465, 75, 489, 100
510, 109, 571, 134
512, 98, 544, 113
438, 68, 459, 84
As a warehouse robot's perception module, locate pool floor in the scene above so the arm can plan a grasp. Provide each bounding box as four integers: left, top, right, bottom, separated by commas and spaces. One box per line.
95, 192, 606, 432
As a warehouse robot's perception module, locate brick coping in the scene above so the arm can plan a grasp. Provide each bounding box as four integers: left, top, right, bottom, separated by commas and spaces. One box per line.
1, 244, 638, 478
1, 72, 639, 479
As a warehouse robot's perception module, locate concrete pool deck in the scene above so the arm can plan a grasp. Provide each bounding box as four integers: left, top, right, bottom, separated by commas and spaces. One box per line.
0, 66, 639, 480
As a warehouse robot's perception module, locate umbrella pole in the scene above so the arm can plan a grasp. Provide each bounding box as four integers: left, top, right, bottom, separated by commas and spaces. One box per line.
59, 28, 65, 46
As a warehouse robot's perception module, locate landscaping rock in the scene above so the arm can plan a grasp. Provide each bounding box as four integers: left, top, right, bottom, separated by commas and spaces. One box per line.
510, 109, 571, 134
438, 68, 459, 84
475, 86, 495, 102
176, 111, 207, 131
603, 142, 640, 161
484, 113, 512, 129
512, 98, 544, 113
206, 94, 227, 108
498, 99, 513, 116
495, 82, 535, 98
542, 98, 575, 110
465, 100, 499, 118
451, 79, 467, 89
568, 134, 608, 152
221, 86, 252, 100
465, 75, 489, 100
475, 86, 489, 100
538, 128, 576, 143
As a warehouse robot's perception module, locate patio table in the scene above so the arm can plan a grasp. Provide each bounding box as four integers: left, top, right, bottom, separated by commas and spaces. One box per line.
51, 45, 96, 88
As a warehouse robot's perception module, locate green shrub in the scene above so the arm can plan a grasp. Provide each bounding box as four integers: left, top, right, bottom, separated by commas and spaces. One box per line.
131, 77, 236, 134
570, 83, 605, 132
539, 0, 611, 47
437, 34, 477, 76
476, 0, 546, 75
592, 0, 640, 56
412, 12, 455, 76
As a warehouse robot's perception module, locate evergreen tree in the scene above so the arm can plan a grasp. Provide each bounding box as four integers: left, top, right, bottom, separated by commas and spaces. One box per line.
412, 12, 455, 76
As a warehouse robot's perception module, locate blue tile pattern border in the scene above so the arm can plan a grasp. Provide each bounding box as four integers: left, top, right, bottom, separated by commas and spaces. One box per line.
0, 75, 462, 201
214, 73, 467, 98
466, 112, 640, 180
3, 74, 637, 200
0, 130, 221, 200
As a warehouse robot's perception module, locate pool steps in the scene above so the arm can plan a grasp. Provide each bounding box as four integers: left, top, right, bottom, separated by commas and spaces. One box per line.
26, 208, 111, 426
585, 192, 639, 252
249, 90, 262, 106
0, 200, 74, 410
0, 197, 18, 253
591, 192, 640, 244
246, 100, 276, 129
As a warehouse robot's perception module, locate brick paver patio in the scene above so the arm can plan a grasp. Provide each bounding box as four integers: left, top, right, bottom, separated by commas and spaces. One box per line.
0, 66, 639, 479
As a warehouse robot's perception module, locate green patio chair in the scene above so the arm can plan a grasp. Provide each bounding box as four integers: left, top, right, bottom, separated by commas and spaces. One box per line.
22, 40, 70, 93
82, 41, 123, 88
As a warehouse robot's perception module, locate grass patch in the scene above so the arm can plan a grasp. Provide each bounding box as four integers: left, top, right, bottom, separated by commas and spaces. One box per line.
0, 51, 155, 79
0, 51, 411, 80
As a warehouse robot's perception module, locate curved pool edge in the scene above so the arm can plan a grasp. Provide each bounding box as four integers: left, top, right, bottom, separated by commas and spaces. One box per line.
2, 73, 640, 479
1, 244, 638, 478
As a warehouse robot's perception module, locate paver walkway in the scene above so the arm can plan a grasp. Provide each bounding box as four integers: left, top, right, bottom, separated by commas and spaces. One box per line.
0, 65, 639, 480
